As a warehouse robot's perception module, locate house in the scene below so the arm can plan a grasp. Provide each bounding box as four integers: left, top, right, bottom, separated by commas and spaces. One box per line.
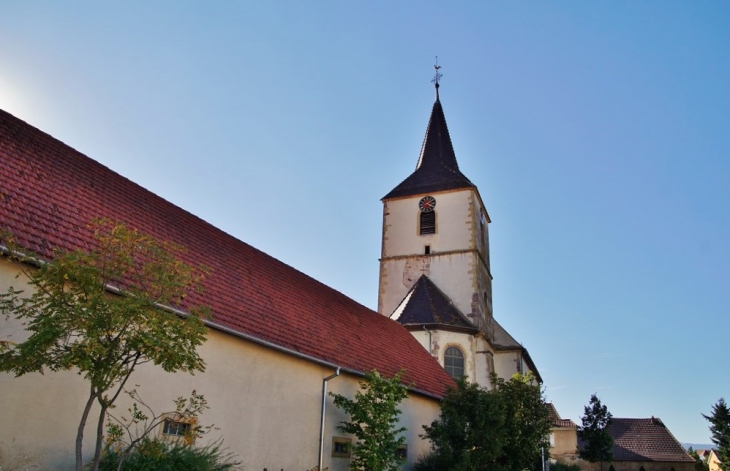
546, 402, 578, 462
0, 81, 540, 469
379, 81, 540, 388
577, 417, 695, 471
696, 449, 722, 471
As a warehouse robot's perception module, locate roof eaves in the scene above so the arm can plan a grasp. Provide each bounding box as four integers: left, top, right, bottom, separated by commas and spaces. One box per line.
1, 245, 449, 401
402, 323, 479, 335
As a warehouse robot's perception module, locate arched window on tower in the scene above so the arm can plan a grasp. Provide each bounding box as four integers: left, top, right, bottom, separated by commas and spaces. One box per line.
444, 346, 465, 379
420, 211, 436, 235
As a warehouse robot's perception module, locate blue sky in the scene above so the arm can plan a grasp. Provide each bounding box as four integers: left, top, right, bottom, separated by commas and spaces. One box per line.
1, 2, 728, 444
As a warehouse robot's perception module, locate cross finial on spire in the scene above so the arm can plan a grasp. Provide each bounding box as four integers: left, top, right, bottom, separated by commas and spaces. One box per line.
431, 56, 442, 99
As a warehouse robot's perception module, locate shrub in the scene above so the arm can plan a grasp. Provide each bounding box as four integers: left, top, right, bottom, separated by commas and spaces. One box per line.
551, 463, 581, 471
99, 438, 241, 471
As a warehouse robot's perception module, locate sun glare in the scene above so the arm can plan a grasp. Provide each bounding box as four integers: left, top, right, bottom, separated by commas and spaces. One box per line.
0, 76, 38, 122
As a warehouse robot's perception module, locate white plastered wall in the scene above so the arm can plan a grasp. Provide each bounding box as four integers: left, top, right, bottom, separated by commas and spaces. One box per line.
379, 189, 486, 320
409, 329, 494, 389
0, 257, 441, 471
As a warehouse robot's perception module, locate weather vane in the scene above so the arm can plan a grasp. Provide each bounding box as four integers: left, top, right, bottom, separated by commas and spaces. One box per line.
431, 56, 443, 90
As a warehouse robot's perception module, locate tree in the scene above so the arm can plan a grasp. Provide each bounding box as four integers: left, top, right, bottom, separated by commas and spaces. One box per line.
688, 447, 710, 471
418, 373, 549, 471
419, 378, 505, 471
492, 373, 551, 471
331, 369, 409, 471
703, 398, 730, 471
0, 221, 208, 471
578, 394, 613, 470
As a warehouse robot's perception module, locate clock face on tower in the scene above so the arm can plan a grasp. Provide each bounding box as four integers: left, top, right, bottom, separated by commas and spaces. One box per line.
419, 196, 436, 212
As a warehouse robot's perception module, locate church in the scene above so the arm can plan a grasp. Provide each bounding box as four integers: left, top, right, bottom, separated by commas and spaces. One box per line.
379, 80, 539, 388
0, 80, 538, 470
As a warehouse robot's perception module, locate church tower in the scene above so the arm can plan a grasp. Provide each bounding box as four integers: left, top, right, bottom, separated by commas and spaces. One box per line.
378, 72, 541, 388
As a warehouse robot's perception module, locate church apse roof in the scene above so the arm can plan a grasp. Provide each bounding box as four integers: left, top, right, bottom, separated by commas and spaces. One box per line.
391, 275, 478, 333
383, 97, 475, 200
0, 108, 455, 399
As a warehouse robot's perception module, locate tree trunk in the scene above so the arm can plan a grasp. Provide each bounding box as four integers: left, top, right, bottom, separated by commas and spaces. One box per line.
90, 401, 108, 471
76, 387, 99, 471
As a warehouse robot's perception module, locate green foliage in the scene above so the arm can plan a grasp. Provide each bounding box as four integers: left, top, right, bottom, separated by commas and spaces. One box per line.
0, 220, 209, 471
418, 372, 550, 471
99, 438, 241, 471
492, 373, 551, 471
703, 398, 730, 471
578, 394, 613, 465
688, 446, 709, 471
551, 463, 581, 471
418, 377, 505, 471
331, 369, 409, 471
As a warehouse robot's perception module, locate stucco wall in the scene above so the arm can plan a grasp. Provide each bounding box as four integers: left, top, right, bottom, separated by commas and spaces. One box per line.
550, 426, 577, 457
379, 189, 491, 326
0, 257, 442, 470
493, 349, 521, 379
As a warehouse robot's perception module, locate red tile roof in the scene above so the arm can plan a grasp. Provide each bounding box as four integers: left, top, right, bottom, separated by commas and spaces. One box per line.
607, 418, 694, 463
547, 403, 577, 428
0, 109, 455, 398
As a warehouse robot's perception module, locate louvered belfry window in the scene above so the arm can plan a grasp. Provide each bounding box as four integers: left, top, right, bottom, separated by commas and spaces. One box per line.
420, 211, 436, 235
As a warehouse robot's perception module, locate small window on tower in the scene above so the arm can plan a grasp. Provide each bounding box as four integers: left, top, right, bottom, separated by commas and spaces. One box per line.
424, 245, 431, 255
420, 211, 436, 235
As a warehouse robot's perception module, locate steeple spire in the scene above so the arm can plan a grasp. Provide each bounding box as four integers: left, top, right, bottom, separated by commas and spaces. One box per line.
431, 56, 442, 101
382, 64, 475, 200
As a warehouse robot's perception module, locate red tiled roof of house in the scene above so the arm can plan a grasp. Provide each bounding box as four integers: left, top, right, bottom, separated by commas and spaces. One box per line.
547, 403, 577, 428
607, 418, 695, 463
0, 108, 455, 398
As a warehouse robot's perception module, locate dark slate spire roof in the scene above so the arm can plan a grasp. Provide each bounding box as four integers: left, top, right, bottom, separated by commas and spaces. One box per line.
391, 275, 477, 332
383, 97, 475, 200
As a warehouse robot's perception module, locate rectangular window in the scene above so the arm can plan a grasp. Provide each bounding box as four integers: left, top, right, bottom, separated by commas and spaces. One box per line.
424, 245, 431, 255
396, 444, 408, 461
162, 418, 191, 437
159, 415, 197, 444
332, 437, 352, 458
420, 211, 436, 235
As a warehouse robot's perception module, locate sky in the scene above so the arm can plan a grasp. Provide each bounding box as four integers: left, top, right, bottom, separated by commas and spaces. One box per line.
1, 1, 728, 445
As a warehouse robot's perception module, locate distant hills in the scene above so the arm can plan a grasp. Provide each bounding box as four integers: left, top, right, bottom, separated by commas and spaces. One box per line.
682, 443, 715, 451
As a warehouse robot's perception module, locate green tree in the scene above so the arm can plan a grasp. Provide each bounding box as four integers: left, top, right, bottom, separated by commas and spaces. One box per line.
492, 373, 551, 471
419, 378, 505, 471
0, 221, 208, 471
703, 398, 730, 471
688, 446, 710, 471
578, 394, 613, 471
418, 373, 549, 471
331, 369, 409, 471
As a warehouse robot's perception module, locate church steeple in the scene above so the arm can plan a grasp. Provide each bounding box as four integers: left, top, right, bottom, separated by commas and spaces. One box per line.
383, 90, 475, 200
